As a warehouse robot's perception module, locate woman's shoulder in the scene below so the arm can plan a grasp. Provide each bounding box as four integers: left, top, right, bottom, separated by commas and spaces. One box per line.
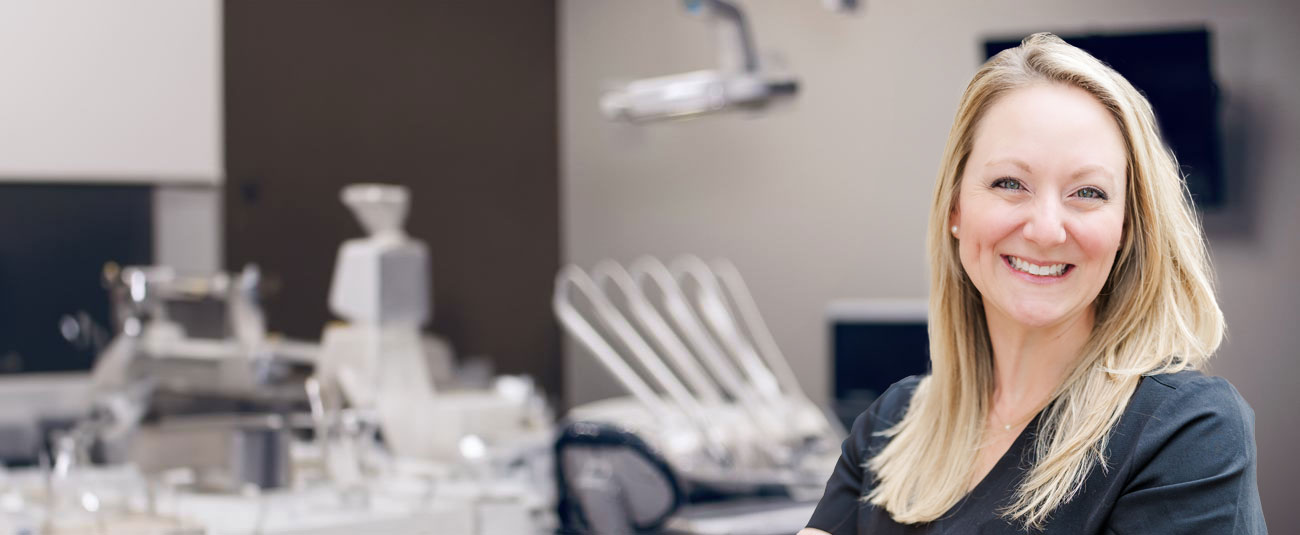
850, 375, 925, 435
1116, 368, 1257, 484
1131, 368, 1254, 424
1101, 372, 1266, 532
874, 375, 925, 424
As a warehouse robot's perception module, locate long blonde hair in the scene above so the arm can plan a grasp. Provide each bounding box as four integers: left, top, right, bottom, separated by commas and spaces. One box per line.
865, 33, 1224, 529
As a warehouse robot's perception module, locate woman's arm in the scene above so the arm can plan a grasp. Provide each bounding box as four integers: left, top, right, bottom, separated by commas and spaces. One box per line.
1105, 376, 1266, 534
804, 409, 871, 533
805, 376, 921, 533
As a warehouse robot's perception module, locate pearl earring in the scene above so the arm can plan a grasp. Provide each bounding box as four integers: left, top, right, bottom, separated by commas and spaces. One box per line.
951, 225, 959, 236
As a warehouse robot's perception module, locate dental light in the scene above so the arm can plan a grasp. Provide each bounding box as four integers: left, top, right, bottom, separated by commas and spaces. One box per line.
600, 0, 856, 123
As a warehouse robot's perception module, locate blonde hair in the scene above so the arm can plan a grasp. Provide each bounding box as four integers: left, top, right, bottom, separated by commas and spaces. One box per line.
865, 33, 1224, 529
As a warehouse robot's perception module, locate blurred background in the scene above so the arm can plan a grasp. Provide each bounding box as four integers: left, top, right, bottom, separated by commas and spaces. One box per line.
0, 0, 1295, 533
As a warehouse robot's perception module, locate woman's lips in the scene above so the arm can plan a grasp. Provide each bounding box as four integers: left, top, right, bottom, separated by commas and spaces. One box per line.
1002, 254, 1074, 282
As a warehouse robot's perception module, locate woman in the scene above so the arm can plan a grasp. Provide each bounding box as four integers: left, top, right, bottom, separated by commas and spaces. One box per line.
801, 33, 1266, 534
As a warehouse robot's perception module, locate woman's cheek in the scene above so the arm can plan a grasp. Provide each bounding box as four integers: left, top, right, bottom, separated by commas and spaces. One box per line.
1070, 211, 1125, 272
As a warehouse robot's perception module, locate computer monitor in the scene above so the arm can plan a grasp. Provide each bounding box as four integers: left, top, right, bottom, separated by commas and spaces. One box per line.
828, 299, 930, 429
0, 183, 153, 375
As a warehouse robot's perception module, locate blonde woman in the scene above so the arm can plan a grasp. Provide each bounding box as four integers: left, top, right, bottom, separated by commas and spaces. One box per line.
802, 33, 1265, 534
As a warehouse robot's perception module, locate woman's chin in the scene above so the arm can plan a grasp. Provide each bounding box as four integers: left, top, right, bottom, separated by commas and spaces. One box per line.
1002, 302, 1076, 329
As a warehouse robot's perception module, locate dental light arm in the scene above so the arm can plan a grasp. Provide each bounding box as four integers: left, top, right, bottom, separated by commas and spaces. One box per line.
690, 0, 758, 74
600, 0, 857, 122
601, 0, 782, 122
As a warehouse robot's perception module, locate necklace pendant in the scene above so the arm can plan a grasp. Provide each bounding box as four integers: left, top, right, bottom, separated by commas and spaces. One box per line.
1003, 424, 1012, 431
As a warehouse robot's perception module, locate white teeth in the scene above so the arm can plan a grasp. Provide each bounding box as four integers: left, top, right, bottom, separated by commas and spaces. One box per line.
1009, 256, 1067, 277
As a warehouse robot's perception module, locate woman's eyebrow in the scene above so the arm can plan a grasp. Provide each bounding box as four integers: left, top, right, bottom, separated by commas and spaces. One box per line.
986, 158, 1117, 183
1070, 164, 1115, 181
985, 158, 1033, 174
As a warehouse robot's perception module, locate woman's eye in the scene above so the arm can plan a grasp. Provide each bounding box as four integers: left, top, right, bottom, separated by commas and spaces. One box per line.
991, 177, 1023, 191
1074, 187, 1108, 200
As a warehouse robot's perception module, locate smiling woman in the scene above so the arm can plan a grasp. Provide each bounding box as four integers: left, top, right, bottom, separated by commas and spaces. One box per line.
801, 33, 1266, 534
954, 83, 1127, 330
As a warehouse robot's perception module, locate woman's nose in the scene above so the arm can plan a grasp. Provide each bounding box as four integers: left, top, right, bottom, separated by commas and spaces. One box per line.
1022, 198, 1067, 246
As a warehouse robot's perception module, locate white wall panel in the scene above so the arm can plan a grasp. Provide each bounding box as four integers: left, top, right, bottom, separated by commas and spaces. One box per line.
0, 0, 221, 183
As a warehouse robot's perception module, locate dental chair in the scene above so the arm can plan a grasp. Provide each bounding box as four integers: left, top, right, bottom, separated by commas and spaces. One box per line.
553, 256, 843, 534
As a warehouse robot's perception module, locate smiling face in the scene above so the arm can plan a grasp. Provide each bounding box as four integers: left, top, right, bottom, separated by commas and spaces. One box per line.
951, 83, 1127, 330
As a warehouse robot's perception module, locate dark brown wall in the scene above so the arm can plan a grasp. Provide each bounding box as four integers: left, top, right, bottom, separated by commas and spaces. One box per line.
224, 2, 561, 398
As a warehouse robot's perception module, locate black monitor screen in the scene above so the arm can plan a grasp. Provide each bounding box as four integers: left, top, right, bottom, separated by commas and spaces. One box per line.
0, 184, 152, 374
985, 28, 1223, 208
830, 301, 931, 429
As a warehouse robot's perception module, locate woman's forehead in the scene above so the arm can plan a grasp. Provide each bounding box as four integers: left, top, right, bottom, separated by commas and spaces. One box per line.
968, 84, 1127, 181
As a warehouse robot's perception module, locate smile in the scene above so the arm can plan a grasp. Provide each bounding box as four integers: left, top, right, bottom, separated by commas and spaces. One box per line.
1002, 255, 1073, 278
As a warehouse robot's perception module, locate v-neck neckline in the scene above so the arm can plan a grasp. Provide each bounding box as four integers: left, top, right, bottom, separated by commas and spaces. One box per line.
959, 408, 1045, 502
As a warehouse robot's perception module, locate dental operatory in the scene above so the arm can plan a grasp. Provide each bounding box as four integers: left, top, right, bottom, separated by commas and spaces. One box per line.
2, 1, 1297, 534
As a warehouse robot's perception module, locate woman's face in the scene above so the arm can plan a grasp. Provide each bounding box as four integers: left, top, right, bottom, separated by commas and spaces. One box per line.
951, 83, 1127, 330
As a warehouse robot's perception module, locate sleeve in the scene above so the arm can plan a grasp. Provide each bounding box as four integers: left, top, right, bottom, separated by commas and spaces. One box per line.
805, 408, 872, 534
806, 376, 918, 534
1104, 376, 1267, 534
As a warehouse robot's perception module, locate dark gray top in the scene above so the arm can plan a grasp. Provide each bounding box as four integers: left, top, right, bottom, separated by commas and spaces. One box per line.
807, 369, 1266, 534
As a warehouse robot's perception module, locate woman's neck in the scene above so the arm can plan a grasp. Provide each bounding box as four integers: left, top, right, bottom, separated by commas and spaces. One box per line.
983, 305, 1095, 410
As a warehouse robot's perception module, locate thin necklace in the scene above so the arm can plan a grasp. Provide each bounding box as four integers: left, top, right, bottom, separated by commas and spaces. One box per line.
992, 410, 1035, 432
990, 397, 1052, 432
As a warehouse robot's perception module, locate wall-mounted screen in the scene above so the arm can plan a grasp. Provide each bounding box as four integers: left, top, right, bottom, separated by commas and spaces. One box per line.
985, 28, 1224, 208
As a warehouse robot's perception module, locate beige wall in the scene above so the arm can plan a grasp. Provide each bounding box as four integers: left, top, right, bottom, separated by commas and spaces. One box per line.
561, 0, 1299, 527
